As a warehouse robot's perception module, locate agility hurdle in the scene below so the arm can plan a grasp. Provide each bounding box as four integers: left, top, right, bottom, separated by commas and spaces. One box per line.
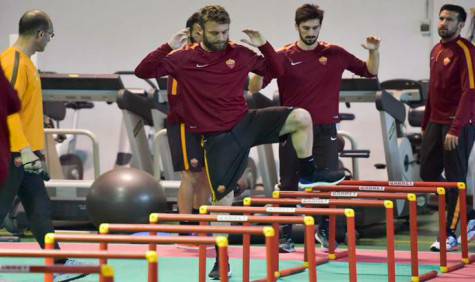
0, 249, 154, 282
277, 190, 438, 281
248, 196, 398, 282
201, 205, 358, 282
44, 232, 228, 282
342, 180, 472, 268
146, 213, 316, 282
308, 183, 470, 274
98, 224, 275, 282
0, 264, 114, 282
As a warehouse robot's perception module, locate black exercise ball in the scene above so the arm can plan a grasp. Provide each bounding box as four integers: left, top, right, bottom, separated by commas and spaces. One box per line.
86, 167, 167, 226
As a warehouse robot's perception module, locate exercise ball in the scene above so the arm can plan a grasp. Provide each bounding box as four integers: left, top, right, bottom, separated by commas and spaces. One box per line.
86, 167, 167, 226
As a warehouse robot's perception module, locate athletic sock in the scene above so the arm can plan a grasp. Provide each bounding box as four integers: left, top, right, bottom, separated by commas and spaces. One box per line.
298, 156, 315, 178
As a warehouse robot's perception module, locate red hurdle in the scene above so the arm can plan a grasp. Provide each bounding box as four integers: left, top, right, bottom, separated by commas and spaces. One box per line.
273, 188, 446, 281
0, 249, 151, 282
147, 212, 317, 282
98, 223, 274, 282
201, 205, 358, 282
248, 196, 399, 282
44, 232, 228, 282
310, 182, 469, 275
0, 264, 114, 282
342, 180, 470, 267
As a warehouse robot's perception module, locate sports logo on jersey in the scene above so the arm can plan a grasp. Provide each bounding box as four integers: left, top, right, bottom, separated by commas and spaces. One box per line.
226, 59, 236, 69
443, 57, 451, 66
319, 56, 328, 65
217, 185, 226, 193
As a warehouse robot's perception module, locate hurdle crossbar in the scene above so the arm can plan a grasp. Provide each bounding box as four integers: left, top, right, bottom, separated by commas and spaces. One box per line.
200, 205, 358, 282
249, 196, 400, 282
147, 213, 316, 282
44, 233, 227, 282
342, 180, 470, 268
98, 224, 274, 282
0, 249, 152, 282
0, 264, 114, 282
307, 184, 467, 274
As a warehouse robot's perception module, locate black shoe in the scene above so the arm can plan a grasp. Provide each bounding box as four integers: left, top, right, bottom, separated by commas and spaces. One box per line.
208, 261, 232, 280
315, 225, 339, 252
298, 168, 345, 190
53, 259, 89, 282
279, 237, 296, 253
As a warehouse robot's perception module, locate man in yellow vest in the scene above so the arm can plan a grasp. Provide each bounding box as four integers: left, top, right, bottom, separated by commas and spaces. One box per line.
0, 10, 86, 282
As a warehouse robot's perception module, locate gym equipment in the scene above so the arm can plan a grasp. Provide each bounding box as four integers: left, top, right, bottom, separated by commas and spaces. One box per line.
336, 112, 370, 179
86, 167, 166, 226
336, 78, 431, 216
39, 73, 176, 224
57, 101, 95, 180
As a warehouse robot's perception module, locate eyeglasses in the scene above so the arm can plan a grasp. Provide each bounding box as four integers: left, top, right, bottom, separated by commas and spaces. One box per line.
38, 30, 55, 38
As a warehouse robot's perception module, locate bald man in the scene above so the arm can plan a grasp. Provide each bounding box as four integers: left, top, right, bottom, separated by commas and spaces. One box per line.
0, 10, 87, 282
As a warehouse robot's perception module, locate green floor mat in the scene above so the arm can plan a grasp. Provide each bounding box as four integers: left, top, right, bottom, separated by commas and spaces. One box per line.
0, 257, 439, 282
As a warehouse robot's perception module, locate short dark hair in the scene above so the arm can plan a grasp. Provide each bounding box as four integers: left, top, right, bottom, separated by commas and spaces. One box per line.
186, 12, 200, 29
440, 4, 467, 22
295, 4, 324, 26
19, 10, 51, 36
199, 5, 230, 27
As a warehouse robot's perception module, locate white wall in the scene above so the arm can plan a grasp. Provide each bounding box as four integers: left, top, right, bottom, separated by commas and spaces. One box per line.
1, 0, 473, 180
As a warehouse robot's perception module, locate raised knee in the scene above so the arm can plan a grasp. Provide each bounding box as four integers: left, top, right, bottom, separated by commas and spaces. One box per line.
290, 108, 312, 128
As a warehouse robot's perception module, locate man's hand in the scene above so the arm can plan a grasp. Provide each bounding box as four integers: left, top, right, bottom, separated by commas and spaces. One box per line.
241, 29, 266, 47
444, 133, 459, 151
167, 28, 190, 50
361, 36, 381, 51
20, 147, 43, 173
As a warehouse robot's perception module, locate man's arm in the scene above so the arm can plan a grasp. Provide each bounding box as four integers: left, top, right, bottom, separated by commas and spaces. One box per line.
361, 36, 380, 75
134, 29, 189, 79
445, 42, 475, 150
241, 29, 285, 80
248, 75, 264, 94
343, 36, 380, 77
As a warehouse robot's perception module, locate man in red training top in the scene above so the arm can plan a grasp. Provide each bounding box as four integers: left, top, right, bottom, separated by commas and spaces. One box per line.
249, 3, 379, 252
165, 12, 210, 221
420, 4, 475, 252
135, 5, 345, 278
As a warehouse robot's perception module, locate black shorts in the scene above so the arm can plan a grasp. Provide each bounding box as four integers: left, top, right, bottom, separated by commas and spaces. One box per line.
203, 107, 293, 201
279, 124, 339, 191
167, 122, 204, 172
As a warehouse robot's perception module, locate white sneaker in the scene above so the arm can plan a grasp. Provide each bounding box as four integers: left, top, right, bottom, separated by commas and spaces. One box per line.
430, 235, 459, 252
458, 219, 475, 244
53, 259, 89, 282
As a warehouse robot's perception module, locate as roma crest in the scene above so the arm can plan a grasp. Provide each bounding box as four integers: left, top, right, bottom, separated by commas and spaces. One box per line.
443, 57, 451, 66
319, 56, 328, 65
226, 59, 236, 69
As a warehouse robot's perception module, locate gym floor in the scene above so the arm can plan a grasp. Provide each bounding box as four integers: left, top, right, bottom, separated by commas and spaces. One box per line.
0, 209, 474, 281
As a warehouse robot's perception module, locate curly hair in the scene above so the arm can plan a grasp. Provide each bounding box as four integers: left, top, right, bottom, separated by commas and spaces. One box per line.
199, 5, 230, 27
295, 4, 324, 26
